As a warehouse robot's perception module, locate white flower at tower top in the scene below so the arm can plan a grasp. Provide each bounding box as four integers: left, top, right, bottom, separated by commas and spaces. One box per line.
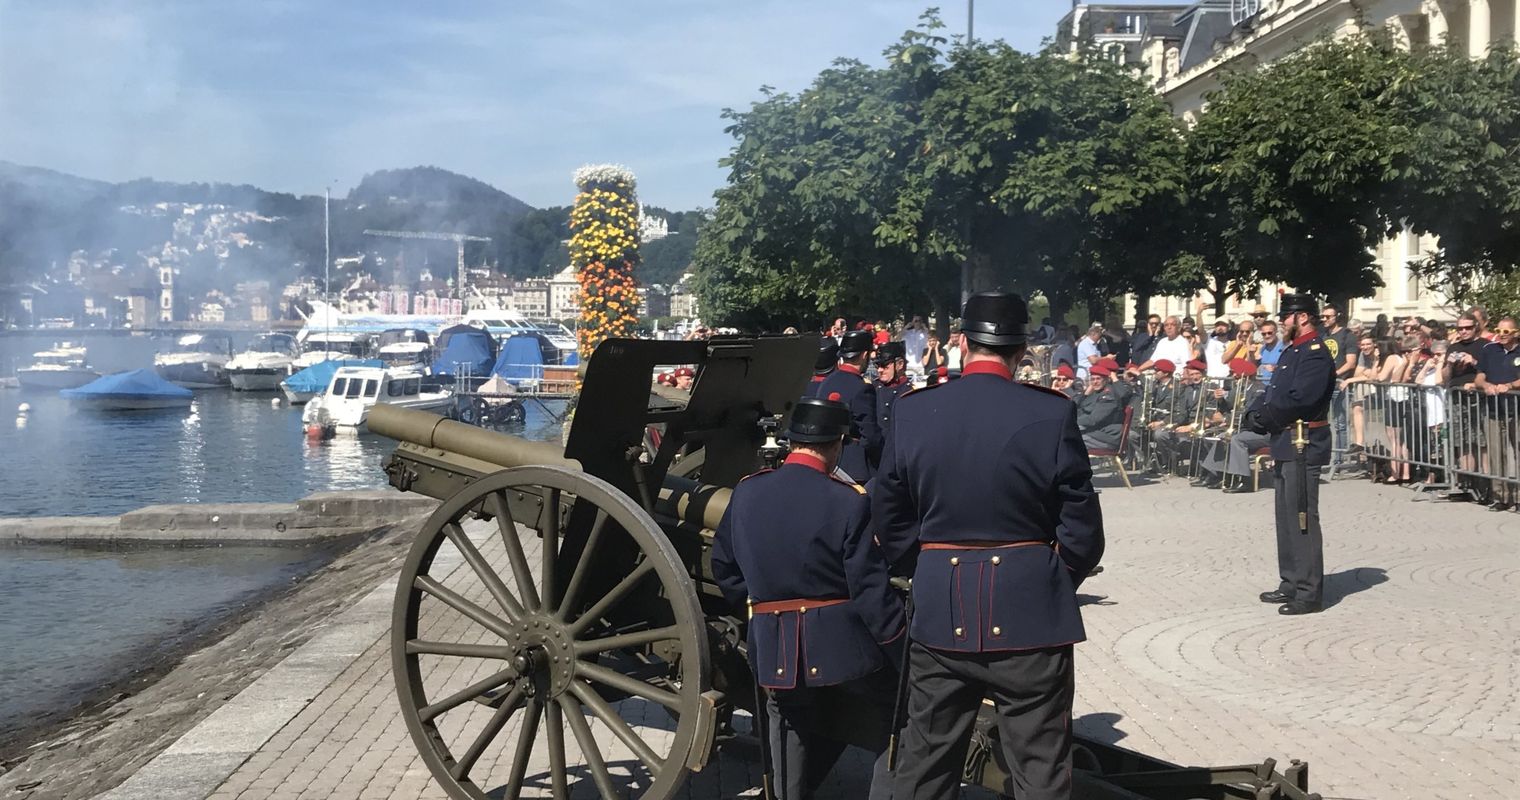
574, 164, 638, 191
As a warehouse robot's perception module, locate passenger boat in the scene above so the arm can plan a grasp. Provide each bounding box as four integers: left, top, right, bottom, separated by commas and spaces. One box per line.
302, 366, 452, 432
227, 332, 300, 391
280, 359, 382, 405
61, 368, 193, 410
154, 332, 234, 388
16, 344, 100, 390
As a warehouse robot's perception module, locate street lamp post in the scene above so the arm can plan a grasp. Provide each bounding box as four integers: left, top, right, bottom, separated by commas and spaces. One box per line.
961, 0, 975, 311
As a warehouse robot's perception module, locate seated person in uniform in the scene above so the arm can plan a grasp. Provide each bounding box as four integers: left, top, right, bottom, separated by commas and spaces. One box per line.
1076, 363, 1126, 451
712, 397, 904, 800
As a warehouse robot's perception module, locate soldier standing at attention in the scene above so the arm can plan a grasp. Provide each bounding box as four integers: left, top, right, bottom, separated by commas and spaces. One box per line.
712, 397, 905, 800
802, 336, 840, 399
875, 292, 1105, 800
873, 341, 912, 436
818, 329, 882, 481
1243, 294, 1336, 615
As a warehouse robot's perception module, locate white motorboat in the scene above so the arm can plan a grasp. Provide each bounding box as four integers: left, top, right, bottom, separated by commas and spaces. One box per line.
16, 344, 100, 390
228, 332, 300, 391
375, 328, 434, 371
302, 366, 452, 432
154, 332, 234, 388
292, 331, 374, 370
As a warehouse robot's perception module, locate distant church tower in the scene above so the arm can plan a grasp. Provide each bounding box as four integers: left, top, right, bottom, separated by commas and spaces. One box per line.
157, 261, 175, 323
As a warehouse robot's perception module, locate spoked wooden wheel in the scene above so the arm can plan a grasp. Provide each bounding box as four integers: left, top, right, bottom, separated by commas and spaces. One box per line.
393, 466, 711, 800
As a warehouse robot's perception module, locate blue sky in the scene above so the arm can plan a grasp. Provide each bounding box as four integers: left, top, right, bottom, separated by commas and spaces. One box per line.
1, 1, 1078, 210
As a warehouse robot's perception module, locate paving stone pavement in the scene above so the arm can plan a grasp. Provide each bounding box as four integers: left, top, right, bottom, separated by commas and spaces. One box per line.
133, 477, 1515, 800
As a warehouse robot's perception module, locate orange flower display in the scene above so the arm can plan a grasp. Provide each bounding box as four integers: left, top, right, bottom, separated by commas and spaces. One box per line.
569, 164, 641, 361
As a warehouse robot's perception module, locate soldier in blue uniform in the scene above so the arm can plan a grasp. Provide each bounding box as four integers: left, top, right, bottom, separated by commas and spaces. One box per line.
712, 397, 905, 800
817, 329, 882, 481
803, 336, 840, 399
875, 292, 1105, 800
873, 341, 912, 436
1242, 294, 1336, 615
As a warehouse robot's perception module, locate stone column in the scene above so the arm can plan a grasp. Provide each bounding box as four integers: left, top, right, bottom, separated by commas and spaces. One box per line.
1425, 0, 1449, 43
1469, 0, 1491, 56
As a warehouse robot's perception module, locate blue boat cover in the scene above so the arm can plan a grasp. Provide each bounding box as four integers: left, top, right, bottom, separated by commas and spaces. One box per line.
61, 368, 193, 399
565, 350, 580, 366
283, 359, 383, 394
492, 336, 545, 385
431, 325, 497, 379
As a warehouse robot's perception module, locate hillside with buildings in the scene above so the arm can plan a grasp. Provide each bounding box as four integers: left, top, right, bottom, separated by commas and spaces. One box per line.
0, 162, 703, 329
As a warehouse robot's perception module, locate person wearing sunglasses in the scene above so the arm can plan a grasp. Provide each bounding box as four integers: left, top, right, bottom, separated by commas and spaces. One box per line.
1440, 314, 1489, 502
1475, 318, 1520, 512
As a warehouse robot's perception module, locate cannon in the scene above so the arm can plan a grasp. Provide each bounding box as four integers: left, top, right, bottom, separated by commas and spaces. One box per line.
372, 336, 1321, 800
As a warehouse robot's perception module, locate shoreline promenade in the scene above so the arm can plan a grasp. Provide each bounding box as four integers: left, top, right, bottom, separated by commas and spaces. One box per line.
10, 478, 1517, 799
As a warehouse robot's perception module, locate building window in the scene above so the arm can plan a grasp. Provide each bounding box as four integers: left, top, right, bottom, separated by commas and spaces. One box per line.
1105, 43, 1125, 63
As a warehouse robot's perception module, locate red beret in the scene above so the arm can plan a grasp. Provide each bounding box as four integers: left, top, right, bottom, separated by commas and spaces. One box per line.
1098, 356, 1120, 367
1153, 359, 1176, 374
673, 367, 694, 378
1056, 364, 1075, 379
1229, 358, 1256, 377
1090, 364, 1113, 378
1185, 359, 1208, 372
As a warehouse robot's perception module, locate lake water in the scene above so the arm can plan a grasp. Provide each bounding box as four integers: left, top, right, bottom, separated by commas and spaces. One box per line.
0, 330, 566, 743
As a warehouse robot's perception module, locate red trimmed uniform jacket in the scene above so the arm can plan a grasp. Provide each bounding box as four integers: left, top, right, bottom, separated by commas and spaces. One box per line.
873, 360, 1105, 653
712, 453, 905, 689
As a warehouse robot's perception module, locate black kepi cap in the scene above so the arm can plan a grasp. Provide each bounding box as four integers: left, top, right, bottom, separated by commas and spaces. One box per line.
873, 340, 906, 365
814, 336, 840, 374
960, 292, 1028, 346
838, 329, 875, 359
786, 397, 851, 443
1277, 293, 1319, 319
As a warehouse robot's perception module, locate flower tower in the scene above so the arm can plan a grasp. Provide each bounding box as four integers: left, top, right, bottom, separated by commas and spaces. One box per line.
569, 164, 640, 362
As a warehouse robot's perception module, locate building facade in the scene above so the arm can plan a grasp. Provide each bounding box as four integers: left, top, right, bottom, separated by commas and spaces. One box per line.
1064, 0, 1508, 323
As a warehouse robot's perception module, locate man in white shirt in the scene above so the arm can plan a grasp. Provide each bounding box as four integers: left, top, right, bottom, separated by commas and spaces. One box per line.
1140, 317, 1193, 372
1076, 323, 1105, 380
1203, 319, 1232, 379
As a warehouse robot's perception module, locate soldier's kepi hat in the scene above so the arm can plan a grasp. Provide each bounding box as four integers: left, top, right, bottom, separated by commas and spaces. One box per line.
838, 329, 875, 359
786, 397, 851, 443
960, 292, 1028, 346
873, 340, 907, 365
814, 336, 840, 374
1278, 293, 1319, 319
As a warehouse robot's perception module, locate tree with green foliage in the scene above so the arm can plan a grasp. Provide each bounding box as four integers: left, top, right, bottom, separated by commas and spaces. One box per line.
693, 12, 1187, 330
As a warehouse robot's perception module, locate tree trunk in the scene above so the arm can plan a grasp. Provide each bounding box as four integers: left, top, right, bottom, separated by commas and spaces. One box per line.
1135, 293, 1151, 323
931, 293, 952, 342
1212, 276, 1229, 318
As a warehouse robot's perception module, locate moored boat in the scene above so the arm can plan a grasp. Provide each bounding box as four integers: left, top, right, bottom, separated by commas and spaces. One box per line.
302, 366, 452, 432
228, 333, 300, 391
280, 358, 383, 405
154, 332, 234, 388
16, 345, 100, 391
61, 368, 194, 410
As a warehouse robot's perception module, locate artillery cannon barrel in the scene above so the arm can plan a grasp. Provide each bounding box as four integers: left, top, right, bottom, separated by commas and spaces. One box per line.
369, 404, 732, 531
370, 403, 580, 471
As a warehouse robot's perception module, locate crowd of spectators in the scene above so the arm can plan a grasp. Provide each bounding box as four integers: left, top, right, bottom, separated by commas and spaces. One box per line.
762, 305, 1516, 509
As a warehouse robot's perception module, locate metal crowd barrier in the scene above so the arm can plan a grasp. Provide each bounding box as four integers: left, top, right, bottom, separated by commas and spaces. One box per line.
1342, 382, 1520, 500
1444, 386, 1520, 502
1344, 382, 1449, 492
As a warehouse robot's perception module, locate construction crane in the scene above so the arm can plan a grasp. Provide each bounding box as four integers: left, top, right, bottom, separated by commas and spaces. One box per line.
363, 229, 491, 300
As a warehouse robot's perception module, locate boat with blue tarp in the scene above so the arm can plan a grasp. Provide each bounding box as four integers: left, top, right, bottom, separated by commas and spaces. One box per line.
61, 369, 194, 410
280, 359, 383, 405
430, 324, 497, 389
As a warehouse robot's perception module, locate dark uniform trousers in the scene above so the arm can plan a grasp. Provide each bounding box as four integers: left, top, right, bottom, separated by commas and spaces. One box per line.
1249, 330, 1335, 607
893, 643, 1074, 800
1273, 458, 1325, 604
768, 667, 896, 800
